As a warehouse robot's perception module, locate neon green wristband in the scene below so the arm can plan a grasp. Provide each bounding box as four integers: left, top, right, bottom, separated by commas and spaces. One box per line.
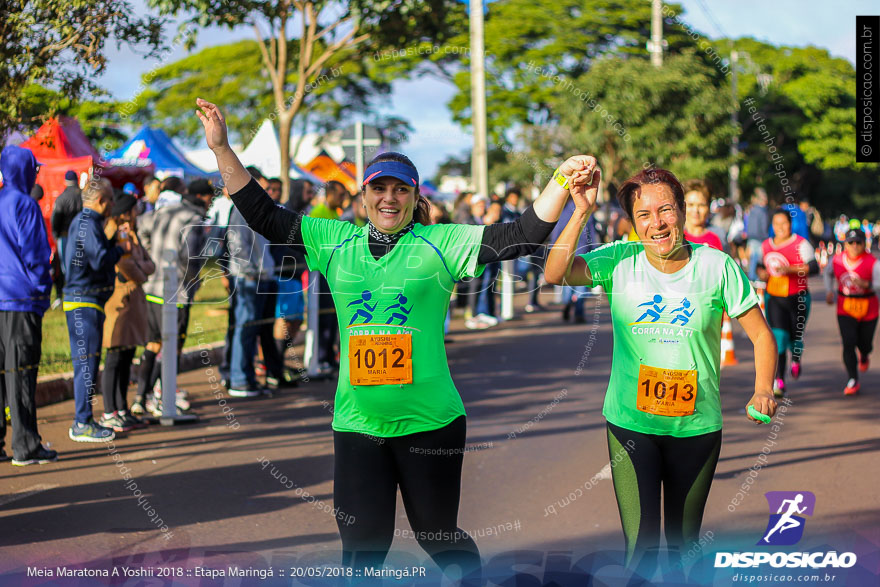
748, 404, 771, 424
552, 167, 569, 190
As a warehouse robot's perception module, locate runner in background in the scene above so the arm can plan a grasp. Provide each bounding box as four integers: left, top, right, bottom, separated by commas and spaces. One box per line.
824, 227, 879, 395
758, 209, 819, 397
545, 166, 777, 580
683, 180, 723, 251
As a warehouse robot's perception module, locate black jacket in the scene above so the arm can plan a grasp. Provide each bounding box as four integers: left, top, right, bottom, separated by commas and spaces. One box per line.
51, 184, 83, 240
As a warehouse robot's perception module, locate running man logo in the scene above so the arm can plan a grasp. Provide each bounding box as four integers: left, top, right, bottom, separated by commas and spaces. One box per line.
758, 491, 816, 546
632, 294, 697, 327
346, 290, 417, 326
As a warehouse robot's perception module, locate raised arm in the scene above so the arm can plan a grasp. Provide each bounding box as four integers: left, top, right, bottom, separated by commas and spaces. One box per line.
544, 163, 601, 287
478, 156, 598, 264
195, 98, 304, 246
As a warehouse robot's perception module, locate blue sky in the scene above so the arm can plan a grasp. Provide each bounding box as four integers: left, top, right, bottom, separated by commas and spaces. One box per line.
99, 1, 868, 178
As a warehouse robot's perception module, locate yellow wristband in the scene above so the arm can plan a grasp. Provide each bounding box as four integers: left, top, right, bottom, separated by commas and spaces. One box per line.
552, 167, 569, 190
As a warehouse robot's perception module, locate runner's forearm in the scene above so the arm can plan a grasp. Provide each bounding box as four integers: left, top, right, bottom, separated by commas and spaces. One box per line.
213, 145, 251, 194
478, 206, 556, 263
229, 178, 305, 246
531, 178, 573, 223
545, 208, 592, 286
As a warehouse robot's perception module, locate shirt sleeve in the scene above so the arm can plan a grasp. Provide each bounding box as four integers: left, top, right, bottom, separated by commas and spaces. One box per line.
477, 206, 556, 264
229, 178, 304, 246
299, 215, 359, 274
18, 199, 53, 302
798, 238, 816, 263
721, 254, 759, 317
88, 222, 122, 273
578, 241, 626, 291
431, 223, 487, 281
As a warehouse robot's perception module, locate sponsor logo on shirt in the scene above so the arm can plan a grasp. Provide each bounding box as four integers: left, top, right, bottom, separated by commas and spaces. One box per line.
629, 294, 697, 340
346, 290, 418, 329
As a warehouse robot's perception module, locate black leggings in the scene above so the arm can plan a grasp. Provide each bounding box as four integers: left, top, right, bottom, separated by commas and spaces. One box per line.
765, 292, 810, 381
606, 422, 722, 579
333, 416, 480, 582
102, 347, 136, 413
837, 315, 877, 380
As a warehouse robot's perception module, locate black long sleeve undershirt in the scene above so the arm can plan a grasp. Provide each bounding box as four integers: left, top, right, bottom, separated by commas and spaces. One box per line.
477, 207, 555, 264
229, 178, 556, 263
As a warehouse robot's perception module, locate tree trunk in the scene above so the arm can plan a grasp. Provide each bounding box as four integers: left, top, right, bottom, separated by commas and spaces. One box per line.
278, 108, 295, 203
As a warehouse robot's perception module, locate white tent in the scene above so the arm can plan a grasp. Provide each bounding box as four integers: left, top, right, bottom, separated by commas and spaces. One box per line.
185, 120, 343, 181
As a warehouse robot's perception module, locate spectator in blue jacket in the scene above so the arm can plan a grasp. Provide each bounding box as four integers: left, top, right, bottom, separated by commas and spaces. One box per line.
63, 177, 132, 443
0, 145, 56, 465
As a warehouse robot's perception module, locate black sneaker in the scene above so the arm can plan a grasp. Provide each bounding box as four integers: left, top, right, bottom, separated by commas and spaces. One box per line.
0, 449, 9, 462
228, 383, 262, 398
69, 420, 116, 443
12, 446, 58, 466
120, 412, 149, 429
267, 374, 299, 390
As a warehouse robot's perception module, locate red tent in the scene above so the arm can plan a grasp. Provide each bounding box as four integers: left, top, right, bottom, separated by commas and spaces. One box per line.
21, 116, 154, 250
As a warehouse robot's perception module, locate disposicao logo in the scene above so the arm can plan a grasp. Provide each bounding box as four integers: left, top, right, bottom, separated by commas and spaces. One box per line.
759, 490, 815, 546
714, 491, 857, 570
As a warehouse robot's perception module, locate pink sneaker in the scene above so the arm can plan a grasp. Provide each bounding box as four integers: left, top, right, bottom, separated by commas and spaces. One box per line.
790, 362, 801, 379
773, 378, 786, 397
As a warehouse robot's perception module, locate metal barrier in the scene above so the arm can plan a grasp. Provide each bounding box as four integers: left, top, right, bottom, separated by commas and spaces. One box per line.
304, 270, 322, 378
501, 259, 515, 321
159, 249, 198, 426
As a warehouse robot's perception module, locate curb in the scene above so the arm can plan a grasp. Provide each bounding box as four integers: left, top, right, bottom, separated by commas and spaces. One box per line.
35, 342, 225, 408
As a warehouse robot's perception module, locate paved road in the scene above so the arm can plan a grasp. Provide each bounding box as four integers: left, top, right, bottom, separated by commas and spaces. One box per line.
1, 280, 878, 586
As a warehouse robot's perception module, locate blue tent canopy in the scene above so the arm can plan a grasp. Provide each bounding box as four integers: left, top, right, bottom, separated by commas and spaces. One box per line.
108, 126, 211, 178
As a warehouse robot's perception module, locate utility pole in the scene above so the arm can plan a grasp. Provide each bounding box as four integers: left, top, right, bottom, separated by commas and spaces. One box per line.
340, 121, 381, 185
470, 0, 489, 198
649, 0, 664, 67
729, 50, 740, 202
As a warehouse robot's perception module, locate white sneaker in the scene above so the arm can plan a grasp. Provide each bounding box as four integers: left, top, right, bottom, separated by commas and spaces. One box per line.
465, 317, 490, 330
476, 313, 499, 327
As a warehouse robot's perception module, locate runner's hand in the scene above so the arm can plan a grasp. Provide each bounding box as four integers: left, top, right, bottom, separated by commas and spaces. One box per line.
559, 155, 596, 178
825, 292, 834, 305
570, 167, 601, 214
746, 391, 777, 423
561, 156, 600, 213
196, 98, 230, 153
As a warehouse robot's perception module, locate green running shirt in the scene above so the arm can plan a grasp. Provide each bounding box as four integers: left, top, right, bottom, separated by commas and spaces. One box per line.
301, 216, 486, 437
580, 241, 758, 437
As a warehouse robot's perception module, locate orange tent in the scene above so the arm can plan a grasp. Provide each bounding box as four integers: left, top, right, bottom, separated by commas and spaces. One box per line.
302, 151, 357, 194
340, 159, 357, 179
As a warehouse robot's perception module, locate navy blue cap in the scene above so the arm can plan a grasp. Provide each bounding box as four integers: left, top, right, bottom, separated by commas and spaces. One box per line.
362, 160, 419, 188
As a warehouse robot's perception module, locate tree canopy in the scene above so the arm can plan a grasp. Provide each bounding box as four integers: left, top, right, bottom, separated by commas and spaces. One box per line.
0, 0, 163, 147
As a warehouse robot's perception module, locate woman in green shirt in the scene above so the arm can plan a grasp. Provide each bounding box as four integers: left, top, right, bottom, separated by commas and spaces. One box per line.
546, 166, 778, 579
196, 99, 591, 581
